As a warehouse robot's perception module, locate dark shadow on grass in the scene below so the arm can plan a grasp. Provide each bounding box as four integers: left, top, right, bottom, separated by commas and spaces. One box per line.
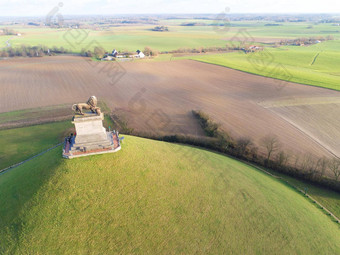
0, 147, 63, 254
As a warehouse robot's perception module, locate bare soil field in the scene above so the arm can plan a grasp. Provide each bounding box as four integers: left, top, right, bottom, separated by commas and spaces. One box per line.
1, 56, 339, 163
0, 104, 72, 130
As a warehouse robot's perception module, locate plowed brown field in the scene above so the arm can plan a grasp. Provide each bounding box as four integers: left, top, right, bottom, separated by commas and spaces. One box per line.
1, 56, 339, 162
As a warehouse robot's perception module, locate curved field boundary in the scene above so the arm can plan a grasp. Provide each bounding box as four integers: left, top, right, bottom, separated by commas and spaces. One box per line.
0, 143, 63, 176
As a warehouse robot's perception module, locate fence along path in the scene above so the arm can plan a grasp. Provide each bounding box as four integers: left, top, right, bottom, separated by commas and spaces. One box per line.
0, 143, 63, 176
245, 161, 340, 225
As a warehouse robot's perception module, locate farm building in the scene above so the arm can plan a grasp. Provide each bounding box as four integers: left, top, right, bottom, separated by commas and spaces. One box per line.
102, 55, 113, 61
135, 50, 145, 58
112, 49, 118, 57
114, 50, 145, 59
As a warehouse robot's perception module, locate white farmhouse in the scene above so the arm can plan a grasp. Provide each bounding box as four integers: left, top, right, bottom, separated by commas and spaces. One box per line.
135, 50, 145, 58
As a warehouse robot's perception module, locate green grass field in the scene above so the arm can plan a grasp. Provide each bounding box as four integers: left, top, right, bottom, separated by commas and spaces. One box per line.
270, 171, 340, 220
0, 131, 339, 254
190, 40, 340, 91
0, 121, 73, 170
2, 26, 227, 53
2, 21, 339, 52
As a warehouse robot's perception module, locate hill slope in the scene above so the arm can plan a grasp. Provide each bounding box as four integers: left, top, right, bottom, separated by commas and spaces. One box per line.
0, 136, 339, 254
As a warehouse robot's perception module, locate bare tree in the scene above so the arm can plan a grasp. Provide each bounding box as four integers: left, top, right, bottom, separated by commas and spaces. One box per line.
307, 156, 318, 179
236, 137, 253, 156
260, 134, 281, 164
328, 158, 340, 181
250, 146, 258, 160
299, 153, 319, 179
294, 154, 300, 169
94, 46, 105, 59
276, 151, 290, 167
144, 46, 158, 56
316, 157, 328, 180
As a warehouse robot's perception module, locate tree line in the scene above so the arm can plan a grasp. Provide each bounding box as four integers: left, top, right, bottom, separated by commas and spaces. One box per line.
111, 110, 340, 192
0, 44, 159, 59
0, 45, 68, 58
192, 110, 340, 191
0, 28, 17, 35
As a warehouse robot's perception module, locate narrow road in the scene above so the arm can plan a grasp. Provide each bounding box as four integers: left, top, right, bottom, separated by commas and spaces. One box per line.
1, 35, 19, 50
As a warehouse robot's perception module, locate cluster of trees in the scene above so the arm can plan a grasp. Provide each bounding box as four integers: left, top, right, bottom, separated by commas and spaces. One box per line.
264, 23, 282, 26
80, 46, 106, 59
166, 44, 260, 55
166, 46, 229, 54
192, 110, 220, 137
27, 22, 40, 26
180, 22, 206, 26
0, 45, 68, 58
143, 46, 158, 56
0, 28, 17, 35
152, 26, 169, 32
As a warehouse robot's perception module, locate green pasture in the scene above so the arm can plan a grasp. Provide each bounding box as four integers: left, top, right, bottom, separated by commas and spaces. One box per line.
0, 121, 72, 170
190, 40, 340, 91
271, 171, 340, 219
3, 26, 226, 52
1, 21, 339, 53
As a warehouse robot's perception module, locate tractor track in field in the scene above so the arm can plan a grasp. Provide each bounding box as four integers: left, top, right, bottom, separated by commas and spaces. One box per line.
265, 107, 340, 160
310, 51, 322, 66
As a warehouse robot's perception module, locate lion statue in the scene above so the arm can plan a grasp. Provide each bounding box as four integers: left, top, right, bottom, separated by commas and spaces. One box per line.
72, 96, 102, 115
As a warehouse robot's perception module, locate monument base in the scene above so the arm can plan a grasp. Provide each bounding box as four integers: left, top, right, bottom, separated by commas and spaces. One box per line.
62, 112, 121, 159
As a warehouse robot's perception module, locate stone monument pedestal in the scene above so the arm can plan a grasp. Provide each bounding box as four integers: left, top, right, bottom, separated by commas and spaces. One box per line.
62, 112, 121, 159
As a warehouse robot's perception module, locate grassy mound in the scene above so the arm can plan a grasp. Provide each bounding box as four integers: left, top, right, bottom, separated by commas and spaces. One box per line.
0, 135, 339, 254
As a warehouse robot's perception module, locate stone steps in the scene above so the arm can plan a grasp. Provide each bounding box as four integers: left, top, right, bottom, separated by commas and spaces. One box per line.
70, 132, 114, 152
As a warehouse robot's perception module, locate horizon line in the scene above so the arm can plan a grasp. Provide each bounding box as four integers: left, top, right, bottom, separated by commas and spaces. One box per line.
0, 12, 340, 18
